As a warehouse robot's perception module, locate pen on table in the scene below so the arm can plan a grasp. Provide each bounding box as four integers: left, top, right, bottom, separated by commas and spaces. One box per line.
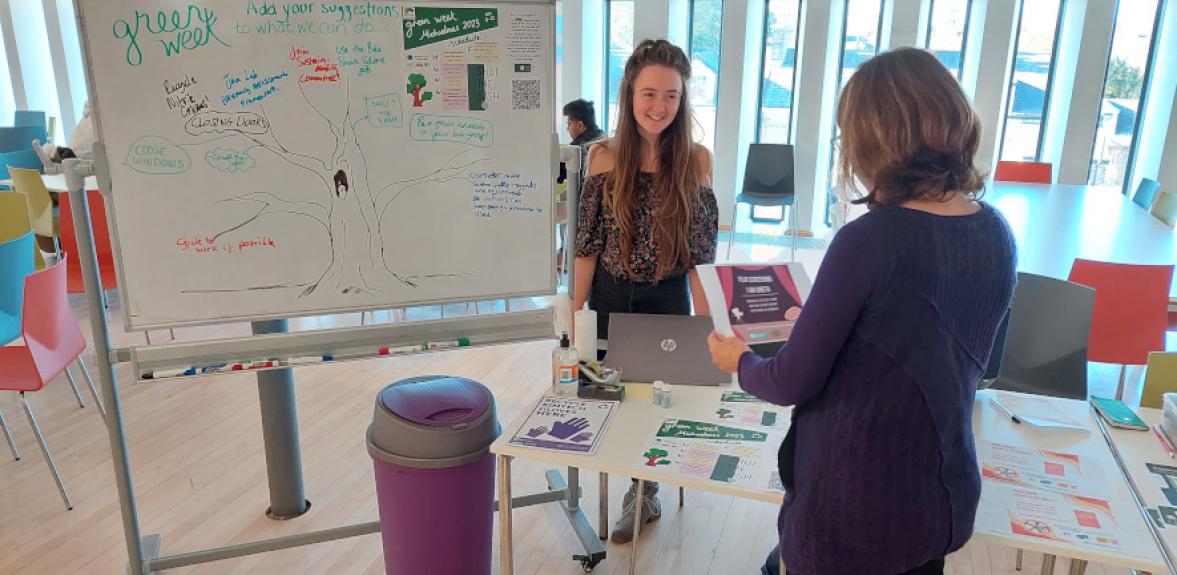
1154, 425, 1176, 459
989, 397, 1022, 424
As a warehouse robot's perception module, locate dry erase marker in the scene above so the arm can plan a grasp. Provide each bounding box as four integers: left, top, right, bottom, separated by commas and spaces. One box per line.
247, 359, 277, 369
425, 338, 470, 350
379, 345, 423, 355
142, 367, 196, 379
283, 355, 334, 366
200, 364, 230, 373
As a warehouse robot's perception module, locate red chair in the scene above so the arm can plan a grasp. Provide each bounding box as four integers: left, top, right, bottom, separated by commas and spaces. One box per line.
57, 190, 117, 294
59, 191, 175, 343
1067, 259, 1174, 399
0, 256, 105, 510
994, 161, 1053, 184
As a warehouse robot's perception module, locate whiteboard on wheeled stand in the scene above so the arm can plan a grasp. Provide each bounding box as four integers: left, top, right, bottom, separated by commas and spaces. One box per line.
74, 0, 557, 329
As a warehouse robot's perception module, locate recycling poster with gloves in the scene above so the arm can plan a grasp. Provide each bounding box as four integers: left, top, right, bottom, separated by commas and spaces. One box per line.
507, 396, 618, 454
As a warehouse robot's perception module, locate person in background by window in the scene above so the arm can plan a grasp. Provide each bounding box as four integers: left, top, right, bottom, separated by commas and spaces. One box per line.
708, 48, 1016, 575
559, 99, 606, 185
573, 39, 718, 544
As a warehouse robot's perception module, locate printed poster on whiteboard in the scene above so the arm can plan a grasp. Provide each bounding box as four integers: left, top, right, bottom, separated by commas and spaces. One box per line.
698, 262, 811, 344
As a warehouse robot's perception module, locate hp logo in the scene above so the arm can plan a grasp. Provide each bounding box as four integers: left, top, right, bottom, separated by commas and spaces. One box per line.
660, 339, 677, 352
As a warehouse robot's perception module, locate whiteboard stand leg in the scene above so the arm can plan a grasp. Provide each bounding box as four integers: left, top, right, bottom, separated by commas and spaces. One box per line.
144, 331, 152, 345
64, 157, 152, 575
505, 299, 512, 312
252, 319, 309, 520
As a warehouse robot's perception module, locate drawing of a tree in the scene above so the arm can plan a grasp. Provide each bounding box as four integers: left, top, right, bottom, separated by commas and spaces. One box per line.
716, 408, 733, 419
643, 448, 671, 467
211, 74, 482, 297
406, 73, 432, 107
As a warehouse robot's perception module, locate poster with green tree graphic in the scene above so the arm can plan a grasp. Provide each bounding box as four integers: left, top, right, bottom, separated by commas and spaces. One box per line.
636, 419, 784, 491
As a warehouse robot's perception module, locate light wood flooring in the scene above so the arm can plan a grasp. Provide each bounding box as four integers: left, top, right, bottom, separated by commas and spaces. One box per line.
0, 280, 1164, 574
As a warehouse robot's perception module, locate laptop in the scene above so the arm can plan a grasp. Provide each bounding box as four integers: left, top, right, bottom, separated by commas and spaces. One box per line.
605, 313, 731, 385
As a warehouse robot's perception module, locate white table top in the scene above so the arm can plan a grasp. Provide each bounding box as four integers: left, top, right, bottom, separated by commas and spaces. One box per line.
494, 386, 1167, 571
493, 381, 789, 505
0, 172, 98, 192
970, 390, 1165, 571
987, 182, 1177, 297
1100, 408, 1177, 571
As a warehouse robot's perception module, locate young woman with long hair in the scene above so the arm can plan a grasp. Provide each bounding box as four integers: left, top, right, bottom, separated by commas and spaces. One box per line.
573, 38, 718, 543
708, 47, 1017, 574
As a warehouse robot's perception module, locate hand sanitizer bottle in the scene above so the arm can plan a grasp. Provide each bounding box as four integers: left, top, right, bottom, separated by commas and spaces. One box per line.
553, 332, 579, 396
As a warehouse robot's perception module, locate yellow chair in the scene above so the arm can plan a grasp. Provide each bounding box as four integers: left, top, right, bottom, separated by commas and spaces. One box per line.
6, 167, 57, 253
0, 191, 45, 269
1141, 352, 1177, 409
1153, 191, 1177, 228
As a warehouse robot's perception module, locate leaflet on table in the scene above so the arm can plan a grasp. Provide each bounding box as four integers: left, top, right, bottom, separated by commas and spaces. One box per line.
993, 391, 1088, 430
977, 440, 1107, 495
975, 482, 1157, 560
698, 262, 811, 343
713, 391, 789, 430
507, 396, 618, 455
637, 418, 784, 492
1144, 462, 1177, 506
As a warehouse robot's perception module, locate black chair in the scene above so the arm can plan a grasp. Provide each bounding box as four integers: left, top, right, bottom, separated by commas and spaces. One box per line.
1133, 178, 1160, 211
726, 143, 796, 261
984, 272, 1095, 401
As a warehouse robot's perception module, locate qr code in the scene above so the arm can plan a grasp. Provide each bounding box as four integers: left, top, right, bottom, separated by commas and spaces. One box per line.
512, 79, 541, 110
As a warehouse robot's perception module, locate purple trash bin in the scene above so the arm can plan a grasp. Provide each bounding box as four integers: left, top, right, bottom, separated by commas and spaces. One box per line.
366, 375, 500, 575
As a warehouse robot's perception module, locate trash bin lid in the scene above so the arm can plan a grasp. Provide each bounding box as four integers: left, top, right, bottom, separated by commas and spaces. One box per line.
379, 376, 490, 427
368, 375, 499, 467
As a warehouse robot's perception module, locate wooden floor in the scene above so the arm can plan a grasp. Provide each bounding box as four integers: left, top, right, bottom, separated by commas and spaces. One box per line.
0, 263, 1163, 574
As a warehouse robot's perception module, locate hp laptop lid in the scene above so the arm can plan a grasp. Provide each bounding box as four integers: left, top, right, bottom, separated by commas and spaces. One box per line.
606, 313, 731, 385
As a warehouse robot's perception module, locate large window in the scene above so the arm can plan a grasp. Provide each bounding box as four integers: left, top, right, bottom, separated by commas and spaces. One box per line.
11, 1, 63, 142
998, 0, 1064, 162
0, 20, 15, 126
687, 0, 724, 153
755, 0, 803, 144
925, 0, 971, 79
1088, 0, 1162, 188
604, 0, 634, 135
828, 0, 884, 222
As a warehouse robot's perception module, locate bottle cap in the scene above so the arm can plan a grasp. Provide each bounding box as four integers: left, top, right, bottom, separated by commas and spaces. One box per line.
560, 332, 570, 348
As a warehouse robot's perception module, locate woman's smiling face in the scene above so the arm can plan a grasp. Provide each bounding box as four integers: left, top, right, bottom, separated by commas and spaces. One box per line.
631, 64, 682, 139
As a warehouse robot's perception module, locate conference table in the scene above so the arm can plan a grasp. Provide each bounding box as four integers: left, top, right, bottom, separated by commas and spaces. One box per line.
987, 182, 1177, 297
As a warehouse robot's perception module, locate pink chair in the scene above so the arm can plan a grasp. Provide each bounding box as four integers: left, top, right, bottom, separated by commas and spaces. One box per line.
0, 255, 105, 510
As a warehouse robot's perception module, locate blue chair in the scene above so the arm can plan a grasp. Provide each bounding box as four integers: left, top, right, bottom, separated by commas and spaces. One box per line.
0, 149, 43, 184
1134, 178, 1160, 211
0, 126, 47, 153
0, 230, 35, 344
13, 111, 46, 129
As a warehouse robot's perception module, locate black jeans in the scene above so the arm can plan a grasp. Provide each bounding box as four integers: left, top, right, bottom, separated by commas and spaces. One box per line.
589, 268, 689, 342
761, 544, 945, 575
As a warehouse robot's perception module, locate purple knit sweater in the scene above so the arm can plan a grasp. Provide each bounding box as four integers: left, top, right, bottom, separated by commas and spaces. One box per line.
738, 203, 1016, 575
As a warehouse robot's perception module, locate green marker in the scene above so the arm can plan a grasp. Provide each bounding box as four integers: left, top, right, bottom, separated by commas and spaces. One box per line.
425, 338, 470, 350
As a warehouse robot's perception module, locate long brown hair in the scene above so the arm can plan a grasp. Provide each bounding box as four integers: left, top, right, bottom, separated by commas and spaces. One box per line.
604, 39, 705, 281
836, 47, 986, 207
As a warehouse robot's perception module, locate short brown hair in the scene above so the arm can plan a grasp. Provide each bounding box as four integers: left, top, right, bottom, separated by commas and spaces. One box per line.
836, 47, 985, 207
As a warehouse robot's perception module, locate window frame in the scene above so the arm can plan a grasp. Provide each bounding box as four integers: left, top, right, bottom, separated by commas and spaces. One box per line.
924, 0, 974, 78
753, 0, 804, 144
996, 0, 1066, 163
827, 0, 884, 225
686, 0, 726, 151
1110, 0, 1165, 195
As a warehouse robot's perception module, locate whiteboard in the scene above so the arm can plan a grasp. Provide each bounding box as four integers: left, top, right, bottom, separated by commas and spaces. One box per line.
75, 0, 556, 329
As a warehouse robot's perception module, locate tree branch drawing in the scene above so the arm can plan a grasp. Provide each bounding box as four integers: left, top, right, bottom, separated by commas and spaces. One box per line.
207, 70, 485, 297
